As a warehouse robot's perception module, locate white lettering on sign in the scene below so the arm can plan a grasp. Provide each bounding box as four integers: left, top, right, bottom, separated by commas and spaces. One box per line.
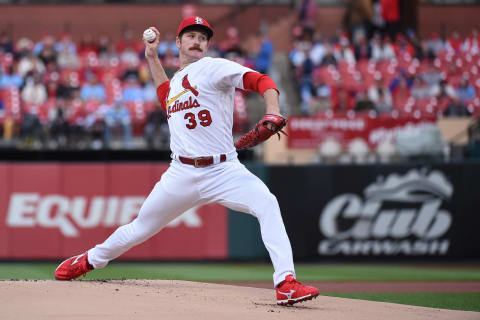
318, 169, 453, 256
6, 193, 203, 237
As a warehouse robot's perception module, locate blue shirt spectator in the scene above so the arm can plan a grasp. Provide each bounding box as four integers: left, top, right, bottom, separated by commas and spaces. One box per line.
143, 81, 157, 102
80, 73, 106, 101
122, 76, 144, 102
255, 38, 274, 74
0, 66, 24, 89
456, 79, 476, 103
158, 32, 179, 57
106, 102, 131, 125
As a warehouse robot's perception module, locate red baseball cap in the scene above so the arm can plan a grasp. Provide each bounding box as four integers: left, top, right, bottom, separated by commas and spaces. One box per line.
177, 16, 213, 40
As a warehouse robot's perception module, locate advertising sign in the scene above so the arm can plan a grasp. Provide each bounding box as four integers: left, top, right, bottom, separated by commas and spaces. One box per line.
270, 164, 480, 259
287, 114, 435, 148
0, 163, 227, 259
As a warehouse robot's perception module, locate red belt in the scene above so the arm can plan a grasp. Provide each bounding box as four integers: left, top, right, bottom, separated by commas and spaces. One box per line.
178, 154, 227, 168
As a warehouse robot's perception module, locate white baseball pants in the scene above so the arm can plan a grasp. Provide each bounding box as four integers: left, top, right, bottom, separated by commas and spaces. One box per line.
88, 157, 295, 287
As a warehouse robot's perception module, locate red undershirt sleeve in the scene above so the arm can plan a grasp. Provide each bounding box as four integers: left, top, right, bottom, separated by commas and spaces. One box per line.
242, 72, 279, 96
156, 80, 170, 111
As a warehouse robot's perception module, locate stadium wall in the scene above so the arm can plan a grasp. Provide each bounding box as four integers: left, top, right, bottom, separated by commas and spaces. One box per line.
0, 4, 478, 51
1, 161, 479, 261
0, 4, 291, 43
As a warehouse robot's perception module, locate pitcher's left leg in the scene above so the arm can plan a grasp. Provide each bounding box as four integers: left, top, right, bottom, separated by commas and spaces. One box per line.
199, 161, 295, 287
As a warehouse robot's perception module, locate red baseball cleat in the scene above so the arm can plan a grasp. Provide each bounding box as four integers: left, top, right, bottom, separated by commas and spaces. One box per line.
54, 252, 94, 280
276, 274, 319, 306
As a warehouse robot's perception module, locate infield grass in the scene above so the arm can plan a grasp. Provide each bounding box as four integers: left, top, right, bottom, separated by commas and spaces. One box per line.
324, 292, 480, 312
0, 262, 479, 282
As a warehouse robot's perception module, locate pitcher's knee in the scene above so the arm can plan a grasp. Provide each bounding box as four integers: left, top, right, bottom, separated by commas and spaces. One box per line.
252, 192, 280, 216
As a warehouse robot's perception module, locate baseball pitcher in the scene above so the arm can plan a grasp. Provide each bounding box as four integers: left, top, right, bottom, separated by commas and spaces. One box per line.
54, 16, 319, 306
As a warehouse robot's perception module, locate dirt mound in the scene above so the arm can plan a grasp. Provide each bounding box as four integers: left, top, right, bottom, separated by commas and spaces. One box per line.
1, 280, 478, 320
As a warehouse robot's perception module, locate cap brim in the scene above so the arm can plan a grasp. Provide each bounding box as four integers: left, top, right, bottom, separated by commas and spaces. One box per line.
179, 25, 213, 40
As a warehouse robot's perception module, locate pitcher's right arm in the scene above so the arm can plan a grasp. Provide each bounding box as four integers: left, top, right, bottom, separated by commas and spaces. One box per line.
144, 27, 169, 86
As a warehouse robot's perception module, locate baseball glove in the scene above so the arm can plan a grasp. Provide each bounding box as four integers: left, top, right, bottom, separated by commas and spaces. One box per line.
234, 114, 287, 150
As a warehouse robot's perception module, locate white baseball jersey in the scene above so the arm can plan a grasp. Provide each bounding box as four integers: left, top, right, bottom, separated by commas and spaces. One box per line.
87, 56, 296, 289
165, 57, 255, 157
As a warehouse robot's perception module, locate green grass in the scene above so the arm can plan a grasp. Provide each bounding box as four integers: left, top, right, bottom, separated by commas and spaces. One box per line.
324, 292, 480, 312
0, 262, 479, 282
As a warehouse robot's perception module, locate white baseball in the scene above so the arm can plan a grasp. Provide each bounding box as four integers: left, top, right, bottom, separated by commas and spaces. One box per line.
143, 28, 156, 43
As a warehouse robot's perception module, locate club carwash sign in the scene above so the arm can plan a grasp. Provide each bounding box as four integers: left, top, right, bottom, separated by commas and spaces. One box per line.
318, 169, 453, 256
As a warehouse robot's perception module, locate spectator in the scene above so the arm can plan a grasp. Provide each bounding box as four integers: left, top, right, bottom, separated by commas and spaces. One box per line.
432, 79, 457, 113
18, 52, 46, 77
432, 79, 457, 101
21, 74, 47, 105
297, 0, 318, 29
142, 80, 157, 102
36, 35, 57, 66
422, 62, 443, 88
381, 0, 400, 41
48, 98, 70, 148
333, 36, 356, 63
354, 33, 372, 60
54, 33, 77, 56
425, 32, 445, 59
122, 75, 144, 102
84, 101, 109, 149
331, 83, 356, 111
392, 77, 411, 108
119, 45, 140, 68
57, 71, 80, 99
15, 37, 34, 59
104, 100, 132, 149
0, 64, 24, 89
444, 96, 471, 117
354, 91, 376, 112
57, 43, 80, 69
219, 26, 241, 55
0, 31, 14, 54
456, 78, 475, 104
157, 32, 179, 58
320, 43, 338, 66
80, 73, 106, 101
343, 0, 373, 42
446, 29, 463, 53
411, 76, 431, 100
98, 35, 112, 57
78, 33, 99, 56
368, 78, 393, 112
309, 33, 327, 66
20, 107, 45, 147
371, 33, 395, 61
144, 102, 168, 149
370, 0, 385, 38
66, 97, 89, 147
311, 77, 332, 113
46, 80, 59, 99
463, 28, 479, 54
253, 32, 274, 74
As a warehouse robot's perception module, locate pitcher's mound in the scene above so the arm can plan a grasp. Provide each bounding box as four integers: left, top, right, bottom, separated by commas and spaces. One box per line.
1, 280, 478, 320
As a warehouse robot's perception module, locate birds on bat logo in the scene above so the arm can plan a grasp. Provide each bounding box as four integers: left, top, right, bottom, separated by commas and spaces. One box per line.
182, 74, 199, 96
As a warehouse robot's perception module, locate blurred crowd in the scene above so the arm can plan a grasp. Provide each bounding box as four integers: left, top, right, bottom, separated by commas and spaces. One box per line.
0, 26, 272, 149
290, 0, 480, 118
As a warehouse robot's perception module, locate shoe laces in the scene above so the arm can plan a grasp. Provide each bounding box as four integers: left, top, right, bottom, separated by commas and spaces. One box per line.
282, 275, 302, 288
72, 256, 91, 277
